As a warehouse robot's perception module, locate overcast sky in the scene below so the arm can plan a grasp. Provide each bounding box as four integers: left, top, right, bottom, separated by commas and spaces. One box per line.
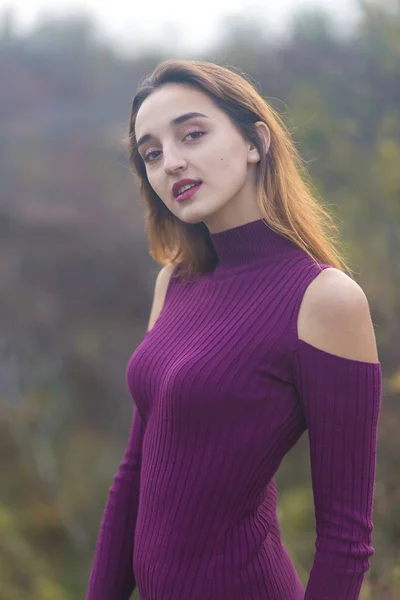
1, 0, 361, 54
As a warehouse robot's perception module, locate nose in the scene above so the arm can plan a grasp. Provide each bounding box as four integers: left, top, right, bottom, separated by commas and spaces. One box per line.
163, 149, 187, 175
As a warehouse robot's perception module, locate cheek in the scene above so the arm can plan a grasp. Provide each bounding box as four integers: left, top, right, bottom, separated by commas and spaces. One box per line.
147, 170, 161, 190
211, 139, 248, 178
201, 146, 232, 173
204, 159, 232, 185
217, 157, 231, 177
214, 153, 247, 182
146, 173, 165, 201
203, 154, 244, 181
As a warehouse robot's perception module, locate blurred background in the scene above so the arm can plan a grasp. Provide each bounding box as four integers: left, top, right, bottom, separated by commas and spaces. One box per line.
0, 0, 399, 598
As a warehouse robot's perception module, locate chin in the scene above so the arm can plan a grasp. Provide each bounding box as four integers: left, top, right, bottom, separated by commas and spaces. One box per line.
171, 202, 215, 224
178, 213, 206, 225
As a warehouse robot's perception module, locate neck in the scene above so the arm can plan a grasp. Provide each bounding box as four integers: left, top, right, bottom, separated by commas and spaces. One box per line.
208, 218, 298, 272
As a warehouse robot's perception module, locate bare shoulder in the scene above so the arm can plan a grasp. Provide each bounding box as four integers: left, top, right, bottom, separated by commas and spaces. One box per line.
297, 267, 379, 363
157, 262, 177, 289
147, 263, 176, 331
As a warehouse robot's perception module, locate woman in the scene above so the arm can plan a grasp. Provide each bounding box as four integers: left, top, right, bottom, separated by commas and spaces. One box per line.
86, 59, 382, 600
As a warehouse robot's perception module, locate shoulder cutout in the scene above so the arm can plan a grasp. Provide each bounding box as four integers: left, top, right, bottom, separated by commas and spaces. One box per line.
297, 267, 379, 363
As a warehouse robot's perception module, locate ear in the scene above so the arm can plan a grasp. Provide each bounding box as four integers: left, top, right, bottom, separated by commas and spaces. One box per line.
247, 121, 271, 164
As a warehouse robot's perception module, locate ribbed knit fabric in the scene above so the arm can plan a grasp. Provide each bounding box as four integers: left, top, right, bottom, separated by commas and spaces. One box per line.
86, 218, 382, 600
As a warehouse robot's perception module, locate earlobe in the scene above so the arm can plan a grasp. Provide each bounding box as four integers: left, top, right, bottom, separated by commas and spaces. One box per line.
247, 146, 261, 163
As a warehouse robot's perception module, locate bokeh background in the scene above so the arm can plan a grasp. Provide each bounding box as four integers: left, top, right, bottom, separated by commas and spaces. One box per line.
0, 0, 399, 598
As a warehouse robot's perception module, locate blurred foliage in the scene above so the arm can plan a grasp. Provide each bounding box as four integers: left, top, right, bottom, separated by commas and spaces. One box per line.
0, 1, 399, 598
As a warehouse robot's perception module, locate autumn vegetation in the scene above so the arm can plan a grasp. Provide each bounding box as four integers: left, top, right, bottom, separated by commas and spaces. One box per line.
0, 2, 399, 598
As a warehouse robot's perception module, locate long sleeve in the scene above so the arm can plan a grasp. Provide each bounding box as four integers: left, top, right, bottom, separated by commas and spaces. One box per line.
292, 338, 382, 600
86, 405, 145, 600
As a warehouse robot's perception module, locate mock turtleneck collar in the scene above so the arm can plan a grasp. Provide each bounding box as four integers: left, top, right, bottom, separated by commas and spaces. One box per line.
208, 218, 298, 271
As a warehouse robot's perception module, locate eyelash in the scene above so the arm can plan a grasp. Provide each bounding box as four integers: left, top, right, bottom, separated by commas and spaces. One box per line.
143, 129, 205, 163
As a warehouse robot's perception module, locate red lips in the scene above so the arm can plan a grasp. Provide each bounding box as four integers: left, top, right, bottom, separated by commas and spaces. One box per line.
172, 179, 202, 198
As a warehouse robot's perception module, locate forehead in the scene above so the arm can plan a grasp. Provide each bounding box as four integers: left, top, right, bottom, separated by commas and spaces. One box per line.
135, 83, 219, 136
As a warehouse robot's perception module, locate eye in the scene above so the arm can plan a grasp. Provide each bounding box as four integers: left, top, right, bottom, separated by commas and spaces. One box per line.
143, 150, 161, 163
185, 128, 205, 141
143, 129, 206, 163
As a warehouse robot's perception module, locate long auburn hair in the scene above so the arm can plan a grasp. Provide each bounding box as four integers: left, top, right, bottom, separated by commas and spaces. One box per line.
127, 58, 352, 282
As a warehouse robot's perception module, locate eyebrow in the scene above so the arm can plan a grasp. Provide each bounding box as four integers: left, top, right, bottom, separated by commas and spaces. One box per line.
136, 112, 209, 149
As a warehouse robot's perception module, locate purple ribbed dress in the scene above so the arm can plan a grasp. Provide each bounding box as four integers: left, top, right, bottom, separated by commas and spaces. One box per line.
86, 218, 382, 600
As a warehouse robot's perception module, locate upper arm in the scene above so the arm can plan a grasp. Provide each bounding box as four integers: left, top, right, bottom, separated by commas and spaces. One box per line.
293, 268, 382, 592
147, 263, 176, 331
297, 267, 379, 363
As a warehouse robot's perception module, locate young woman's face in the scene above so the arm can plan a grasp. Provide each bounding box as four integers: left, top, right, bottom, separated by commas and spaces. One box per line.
134, 83, 269, 233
